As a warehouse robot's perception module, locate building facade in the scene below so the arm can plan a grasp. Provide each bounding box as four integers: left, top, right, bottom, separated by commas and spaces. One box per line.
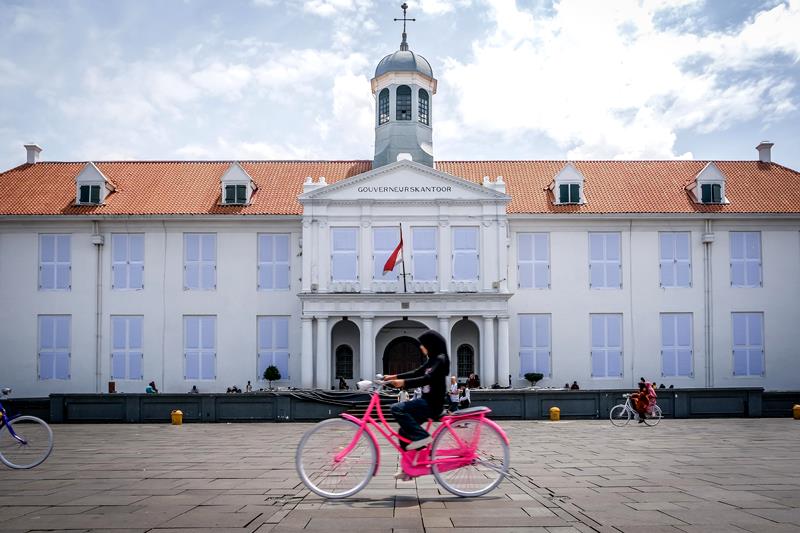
2, 36, 800, 397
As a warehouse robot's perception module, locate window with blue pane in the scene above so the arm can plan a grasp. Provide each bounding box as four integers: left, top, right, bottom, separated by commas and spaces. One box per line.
591, 314, 623, 378
258, 316, 290, 380
519, 315, 551, 377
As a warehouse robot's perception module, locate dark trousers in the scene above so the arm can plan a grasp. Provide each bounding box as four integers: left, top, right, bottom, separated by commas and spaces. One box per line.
391, 398, 433, 448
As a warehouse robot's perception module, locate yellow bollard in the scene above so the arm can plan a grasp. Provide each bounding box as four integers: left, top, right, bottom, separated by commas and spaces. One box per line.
171, 409, 183, 425
793, 405, 800, 420
549, 406, 560, 421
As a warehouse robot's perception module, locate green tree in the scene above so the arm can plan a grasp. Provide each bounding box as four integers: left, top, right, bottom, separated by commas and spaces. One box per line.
524, 372, 544, 388
263, 365, 281, 389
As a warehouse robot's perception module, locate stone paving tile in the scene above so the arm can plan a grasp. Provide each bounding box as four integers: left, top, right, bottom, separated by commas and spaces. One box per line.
1, 419, 799, 532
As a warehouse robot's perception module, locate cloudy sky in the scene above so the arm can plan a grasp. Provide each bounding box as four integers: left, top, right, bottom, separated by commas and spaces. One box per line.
1, 0, 799, 171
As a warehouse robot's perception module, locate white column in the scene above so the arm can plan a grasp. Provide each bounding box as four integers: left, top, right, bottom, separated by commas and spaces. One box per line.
301, 220, 312, 292
301, 316, 314, 389
316, 316, 329, 389
482, 315, 496, 386
360, 222, 372, 292
497, 316, 510, 388
438, 315, 451, 356
361, 315, 374, 380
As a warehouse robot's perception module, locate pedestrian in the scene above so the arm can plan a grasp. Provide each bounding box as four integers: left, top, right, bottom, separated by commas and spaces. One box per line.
246, 381, 252, 393
338, 377, 349, 390
145, 381, 159, 394
458, 385, 471, 409
448, 376, 459, 412
397, 388, 409, 402
570, 380, 580, 390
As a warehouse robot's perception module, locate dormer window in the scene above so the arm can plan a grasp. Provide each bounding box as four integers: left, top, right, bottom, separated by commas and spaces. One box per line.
75, 162, 114, 206
700, 183, 722, 204
558, 183, 581, 204
550, 162, 586, 205
219, 162, 256, 206
79, 184, 102, 205
689, 162, 728, 205
224, 184, 247, 205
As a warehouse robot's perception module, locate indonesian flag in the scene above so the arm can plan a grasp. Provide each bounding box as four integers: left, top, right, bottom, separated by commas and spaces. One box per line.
382, 233, 403, 275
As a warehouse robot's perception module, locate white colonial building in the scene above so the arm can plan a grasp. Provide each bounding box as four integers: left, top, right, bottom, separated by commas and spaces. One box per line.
2, 33, 800, 397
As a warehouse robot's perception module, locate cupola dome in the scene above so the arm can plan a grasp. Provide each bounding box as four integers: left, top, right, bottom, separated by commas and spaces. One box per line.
375, 50, 433, 79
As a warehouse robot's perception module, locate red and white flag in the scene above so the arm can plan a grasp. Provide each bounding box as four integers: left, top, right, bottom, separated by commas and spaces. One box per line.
382, 232, 403, 275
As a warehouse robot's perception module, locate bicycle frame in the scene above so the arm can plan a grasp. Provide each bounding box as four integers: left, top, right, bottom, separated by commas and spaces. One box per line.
337, 389, 509, 479
0, 402, 27, 444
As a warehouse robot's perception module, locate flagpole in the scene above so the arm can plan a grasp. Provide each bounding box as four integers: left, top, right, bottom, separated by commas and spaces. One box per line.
400, 223, 407, 293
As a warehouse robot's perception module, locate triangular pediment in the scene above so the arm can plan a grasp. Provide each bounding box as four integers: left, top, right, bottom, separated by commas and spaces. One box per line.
554, 162, 585, 183
299, 160, 509, 203
220, 162, 253, 183
76, 162, 115, 190
694, 162, 726, 183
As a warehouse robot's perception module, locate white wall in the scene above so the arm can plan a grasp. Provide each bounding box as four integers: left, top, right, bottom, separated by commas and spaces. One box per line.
507, 218, 800, 391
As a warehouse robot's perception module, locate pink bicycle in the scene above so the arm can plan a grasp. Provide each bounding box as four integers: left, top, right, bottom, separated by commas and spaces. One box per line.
295, 378, 510, 499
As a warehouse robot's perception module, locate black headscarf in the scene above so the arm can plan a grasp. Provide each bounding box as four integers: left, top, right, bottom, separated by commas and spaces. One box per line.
418, 329, 448, 357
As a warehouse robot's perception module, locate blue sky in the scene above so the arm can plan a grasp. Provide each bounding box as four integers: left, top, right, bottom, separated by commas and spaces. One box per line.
1, 0, 798, 170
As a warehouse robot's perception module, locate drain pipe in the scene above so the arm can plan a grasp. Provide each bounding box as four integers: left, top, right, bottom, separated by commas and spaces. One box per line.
702, 220, 714, 388
91, 221, 105, 393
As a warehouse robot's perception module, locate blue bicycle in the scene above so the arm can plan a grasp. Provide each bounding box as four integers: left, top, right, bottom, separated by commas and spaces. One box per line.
0, 388, 53, 469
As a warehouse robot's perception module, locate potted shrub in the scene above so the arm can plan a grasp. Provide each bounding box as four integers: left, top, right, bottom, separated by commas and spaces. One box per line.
263, 365, 281, 390
524, 372, 544, 389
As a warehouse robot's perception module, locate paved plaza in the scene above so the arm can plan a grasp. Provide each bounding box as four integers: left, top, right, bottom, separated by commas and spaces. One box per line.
1, 419, 799, 532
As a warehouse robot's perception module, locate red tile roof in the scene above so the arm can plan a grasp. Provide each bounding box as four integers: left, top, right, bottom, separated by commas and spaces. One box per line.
0, 160, 798, 216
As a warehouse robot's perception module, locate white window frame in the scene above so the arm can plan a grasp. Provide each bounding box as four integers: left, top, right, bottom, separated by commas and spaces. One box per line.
660, 313, 693, 377
331, 227, 359, 282
372, 227, 401, 281
258, 233, 290, 291
517, 233, 550, 289
77, 183, 103, 205
732, 312, 765, 377
730, 232, 762, 288
111, 316, 144, 381
589, 232, 621, 289
112, 233, 144, 290
184, 233, 216, 290
38, 315, 71, 380
659, 232, 691, 288
452, 227, 479, 282
590, 314, 623, 378
39, 234, 71, 291
519, 314, 551, 377
183, 316, 216, 380
257, 316, 290, 380
411, 227, 437, 282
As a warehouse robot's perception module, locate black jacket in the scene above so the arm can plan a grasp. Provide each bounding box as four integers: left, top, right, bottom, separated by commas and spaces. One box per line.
396, 330, 450, 413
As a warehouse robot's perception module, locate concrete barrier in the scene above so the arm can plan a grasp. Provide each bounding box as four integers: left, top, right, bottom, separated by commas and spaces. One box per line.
40, 387, 778, 423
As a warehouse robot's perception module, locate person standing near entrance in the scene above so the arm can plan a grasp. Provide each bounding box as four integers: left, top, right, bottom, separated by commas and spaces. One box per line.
448, 376, 459, 412
385, 330, 450, 459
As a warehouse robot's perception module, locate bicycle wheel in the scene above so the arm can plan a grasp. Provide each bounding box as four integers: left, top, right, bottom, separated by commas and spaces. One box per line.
0, 416, 54, 469
609, 405, 630, 427
431, 418, 509, 497
643, 405, 662, 427
295, 418, 376, 499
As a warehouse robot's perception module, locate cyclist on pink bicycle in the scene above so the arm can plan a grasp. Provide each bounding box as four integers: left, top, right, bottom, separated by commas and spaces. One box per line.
384, 330, 450, 460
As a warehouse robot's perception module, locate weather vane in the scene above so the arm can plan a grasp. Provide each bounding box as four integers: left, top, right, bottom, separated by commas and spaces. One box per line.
394, 2, 415, 51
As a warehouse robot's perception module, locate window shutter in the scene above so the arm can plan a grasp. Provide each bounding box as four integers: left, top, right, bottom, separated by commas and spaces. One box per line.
236, 185, 246, 203
225, 185, 235, 203
570, 183, 580, 203
712, 184, 721, 203
559, 184, 569, 203
79, 186, 89, 203
90, 186, 100, 204
701, 184, 711, 203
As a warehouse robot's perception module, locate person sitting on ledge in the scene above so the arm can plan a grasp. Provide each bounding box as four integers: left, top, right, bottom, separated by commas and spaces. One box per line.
189, 385, 199, 394
564, 383, 570, 389
145, 381, 159, 394
570, 381, 580, 390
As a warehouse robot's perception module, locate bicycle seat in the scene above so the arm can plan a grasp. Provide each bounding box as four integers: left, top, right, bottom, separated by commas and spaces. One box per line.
1, 388, 10, 396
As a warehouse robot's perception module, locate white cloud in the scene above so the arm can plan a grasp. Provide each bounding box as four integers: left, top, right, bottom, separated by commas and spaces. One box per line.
303, 0, 372, 17
177, 137, 312, 160
439, 0, 800, 159
0, 59, 26, 86
416, 0, 471, 16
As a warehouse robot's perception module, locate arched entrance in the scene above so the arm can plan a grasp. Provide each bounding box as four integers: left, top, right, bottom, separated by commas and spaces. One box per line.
383, 336, 425, 376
